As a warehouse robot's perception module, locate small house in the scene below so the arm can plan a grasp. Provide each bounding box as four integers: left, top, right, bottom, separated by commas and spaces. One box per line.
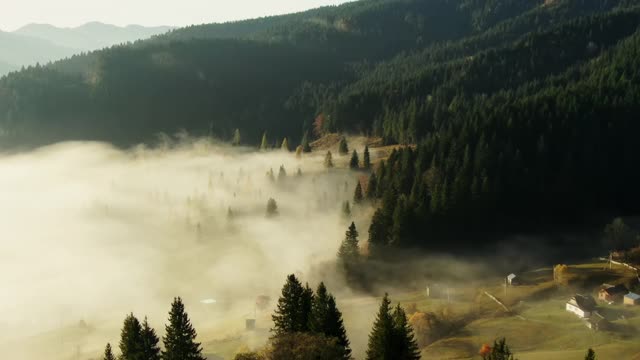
506, 273, 520, 286
598, 284, 628, 303
566, 294, 597, 318
624, 292, 640, 306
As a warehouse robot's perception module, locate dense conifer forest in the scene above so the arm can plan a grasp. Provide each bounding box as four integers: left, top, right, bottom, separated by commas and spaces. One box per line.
1, 0, 639, 253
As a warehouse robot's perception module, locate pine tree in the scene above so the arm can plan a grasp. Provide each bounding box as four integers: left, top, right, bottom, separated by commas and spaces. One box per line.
103, 343, 116, 360
266, 198, 279, 217
367, 174, 378, 199
296, 145, 303, 158
368, 209, 390, 259
364, 146, 371, 170
338, 222, 359, 264
119, 313, 143, 360
260, 132, 268, 151
585, 348, 596, 360
272, 274, 312, 335
278, 165, 287, 182
350, 150, 360, 169
266, 168, 275, 182
310, 283, 352, 360
281, 138, 290, 152
341, 201, 352, 219
301, 131, 312, 153
232, 129, 241, 146
366, 294, 395, 360
391, 305, 421, 360
339, 137, 349, 155
324, 151, 334, 169
354, 182, 364, 204
141, 317, 161, 360
162, 297, 205, 360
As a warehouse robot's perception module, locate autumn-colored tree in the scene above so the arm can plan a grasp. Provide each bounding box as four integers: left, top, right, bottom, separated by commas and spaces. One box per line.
482, 338, 516, 360
313, 114, 326, 138
553, 264, 569, 285
409, 312, 445, 347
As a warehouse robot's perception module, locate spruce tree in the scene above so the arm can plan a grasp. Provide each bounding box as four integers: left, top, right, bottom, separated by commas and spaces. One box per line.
339, 137, 349, 155
301, 131, 312, 153
266, 168, 275, 182
338, 222, 359, 264
391, 305, 421, 360
266, 198, 279, 217
104, 343, 116, 360
366, 294, 395, 360
162, 297, 205, 360
232, 129, 241, 146
350, 150, 360, 169
368, 209, 390, 259
364, 145, 371, 170
281, 138, 290, 152
585, 348, 596, 360
260, 132, 268, 151
367, 174, 378, 199
272, 274, 312, 335
278, 165, 287, 182
324, 151, 334, 169
354, 182, 364, 204
119, 313, 143, 360
341, 201, 352, 219
141, 317, 161, 360
310, 283, 352, 360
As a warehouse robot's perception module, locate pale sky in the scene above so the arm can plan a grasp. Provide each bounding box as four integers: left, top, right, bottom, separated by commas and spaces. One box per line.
0, 0, 354, 31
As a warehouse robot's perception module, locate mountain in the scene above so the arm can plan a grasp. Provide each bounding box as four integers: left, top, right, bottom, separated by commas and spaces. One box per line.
0, 31, 77, 74
1, 0, 639, 249
13, 22, 174, 51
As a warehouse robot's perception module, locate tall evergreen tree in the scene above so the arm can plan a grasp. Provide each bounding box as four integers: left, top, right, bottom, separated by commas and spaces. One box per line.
368, 209, 390, 259
391, 305, 421, 360
141, 317, 161, 360
367, 174, 378, 199
309, 283, 352, 360
272, 274, 313, 335
585, 348, 596, 360
266, 198, 279, 217
162, 297, 205, 360
338, 222, 359, 264
341, 201, 352, 219
366, 294, 395, 360
363, 146, 371, 170
278, 165, 287, 182
281, 138, 290, 152
104, 343, 116, 360
350, 150, 360, 169
296, 145, 304, 158
324, 151, 334, 169
354, 182, 364, 204
260, 132, 269, 151
232, 129, 241, 146
301, 131, 312, 153
119, 313, 143, 360
339, 137, 349, 155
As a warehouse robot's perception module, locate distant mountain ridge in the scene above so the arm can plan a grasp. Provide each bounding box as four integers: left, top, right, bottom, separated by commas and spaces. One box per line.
13, 22, 174, 51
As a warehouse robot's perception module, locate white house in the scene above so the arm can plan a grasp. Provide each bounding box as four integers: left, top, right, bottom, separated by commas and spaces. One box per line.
566, 294, 597, 318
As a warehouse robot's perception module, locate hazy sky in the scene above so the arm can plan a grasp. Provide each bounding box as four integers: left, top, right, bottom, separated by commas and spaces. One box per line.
0, 0, 353, 31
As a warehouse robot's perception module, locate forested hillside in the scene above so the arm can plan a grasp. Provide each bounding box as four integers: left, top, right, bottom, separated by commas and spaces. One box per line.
0, 0, 639, 251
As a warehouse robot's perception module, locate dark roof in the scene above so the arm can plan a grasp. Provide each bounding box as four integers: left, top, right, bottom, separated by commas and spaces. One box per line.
601, 284, 628, 296
569, 294, 597, 311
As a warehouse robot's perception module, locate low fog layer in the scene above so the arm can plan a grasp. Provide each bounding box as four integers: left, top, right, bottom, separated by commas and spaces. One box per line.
0, 139, 371, 359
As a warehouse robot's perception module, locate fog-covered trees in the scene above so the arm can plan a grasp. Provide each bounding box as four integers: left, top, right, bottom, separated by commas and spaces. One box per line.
162, 297, 206, 360
338, 222, 359, 265
266, 198, 279, 217
363, 146, 371, 170
339, 138, 349, 156
281, 138, 290, 152
341, 201, 352, 219
324, 151, 334, 169
232, 129, 241, 146
260, 132, 269, 151
353, 182, 364, 204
